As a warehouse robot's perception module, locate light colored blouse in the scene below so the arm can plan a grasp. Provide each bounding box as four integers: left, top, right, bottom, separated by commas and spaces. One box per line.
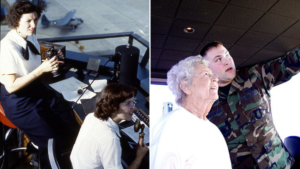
0, 30, 41, 83
70, 113, 123, 169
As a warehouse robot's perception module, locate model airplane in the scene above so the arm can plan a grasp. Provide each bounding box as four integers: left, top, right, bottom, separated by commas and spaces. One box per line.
41, 9, 83, 31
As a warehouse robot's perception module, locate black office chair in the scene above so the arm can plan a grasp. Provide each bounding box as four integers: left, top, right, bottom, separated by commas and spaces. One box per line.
284, 136, 300, 169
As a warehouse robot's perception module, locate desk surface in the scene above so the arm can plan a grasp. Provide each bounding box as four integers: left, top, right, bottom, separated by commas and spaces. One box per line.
66, 50, 149, 93
45, 50, 149, 121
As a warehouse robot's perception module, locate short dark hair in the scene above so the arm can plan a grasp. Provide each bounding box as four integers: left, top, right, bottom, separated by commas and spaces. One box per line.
7, 0, 45, 29
94, 83, 137, 121
200, 41, 223, 57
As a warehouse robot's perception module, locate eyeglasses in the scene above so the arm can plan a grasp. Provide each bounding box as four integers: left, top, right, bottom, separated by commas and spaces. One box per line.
123, 99, 137, 107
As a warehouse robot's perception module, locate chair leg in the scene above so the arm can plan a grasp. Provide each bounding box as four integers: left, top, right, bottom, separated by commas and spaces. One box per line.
17, 129, 22, 158
0, 124, 7, 169
1, 124, 14, 169
38, 149, 41, 169
26, 142, 40, 168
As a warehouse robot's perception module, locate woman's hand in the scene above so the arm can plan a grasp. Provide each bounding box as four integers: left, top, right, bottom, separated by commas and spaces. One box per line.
128, 137, 148, 169
40, 56, 59, 73
136, 137, 148, 158
1, 56, 58, 93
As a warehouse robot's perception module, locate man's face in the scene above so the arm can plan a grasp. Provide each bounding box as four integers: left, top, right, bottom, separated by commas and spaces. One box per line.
203, 45, 236, 87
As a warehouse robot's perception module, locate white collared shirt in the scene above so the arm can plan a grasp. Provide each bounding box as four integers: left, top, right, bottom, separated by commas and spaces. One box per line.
0, 30, 41, 83
150, 106, 232, 169
70, 113, 123, 169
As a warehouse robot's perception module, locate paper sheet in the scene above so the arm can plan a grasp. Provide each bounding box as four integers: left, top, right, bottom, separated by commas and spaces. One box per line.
61, 89, 96, 104
49, 77, 88, 93
89, 79, 107, 92
121, 125, 149, 144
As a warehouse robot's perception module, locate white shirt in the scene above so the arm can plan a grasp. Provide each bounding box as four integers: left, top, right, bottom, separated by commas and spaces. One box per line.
70, 113, 123, 169
0, 30, 41, 83
150, 107, 231, 169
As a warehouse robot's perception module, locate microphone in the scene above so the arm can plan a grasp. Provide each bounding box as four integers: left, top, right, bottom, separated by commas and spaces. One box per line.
71, 60, 110, 109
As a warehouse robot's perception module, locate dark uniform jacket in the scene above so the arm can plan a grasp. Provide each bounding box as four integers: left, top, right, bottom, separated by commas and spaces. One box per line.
207, 47, 300, 169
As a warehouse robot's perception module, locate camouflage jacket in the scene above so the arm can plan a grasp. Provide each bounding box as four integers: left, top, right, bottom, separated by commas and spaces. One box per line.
207, 47, 300, 169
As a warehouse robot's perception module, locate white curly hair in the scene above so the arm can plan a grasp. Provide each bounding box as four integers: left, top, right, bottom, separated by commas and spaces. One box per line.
167, 55, 208, 105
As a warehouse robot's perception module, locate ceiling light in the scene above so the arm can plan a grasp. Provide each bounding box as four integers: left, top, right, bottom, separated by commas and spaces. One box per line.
183, 27, 195, 33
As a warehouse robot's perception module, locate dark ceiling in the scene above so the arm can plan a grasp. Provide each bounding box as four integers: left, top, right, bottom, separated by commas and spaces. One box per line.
151, 0, 300, 81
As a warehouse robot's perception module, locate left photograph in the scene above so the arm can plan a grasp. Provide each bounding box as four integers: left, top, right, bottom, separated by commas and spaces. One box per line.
0, 0, 149, 168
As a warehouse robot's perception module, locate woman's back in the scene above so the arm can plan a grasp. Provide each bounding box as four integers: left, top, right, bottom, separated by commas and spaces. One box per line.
70, 113, 122, 169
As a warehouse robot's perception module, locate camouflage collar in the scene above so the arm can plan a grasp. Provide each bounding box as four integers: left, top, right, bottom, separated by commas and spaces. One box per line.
218, 70, 247, 99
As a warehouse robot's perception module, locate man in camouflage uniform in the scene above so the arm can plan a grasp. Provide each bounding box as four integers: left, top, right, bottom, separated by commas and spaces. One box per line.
201, 41, 299, 169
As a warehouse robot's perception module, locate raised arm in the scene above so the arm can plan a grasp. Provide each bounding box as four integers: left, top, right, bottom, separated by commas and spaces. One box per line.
257, 47, 300, 90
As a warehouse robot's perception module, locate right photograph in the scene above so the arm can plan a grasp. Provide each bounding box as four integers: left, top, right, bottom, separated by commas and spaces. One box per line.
150, 1, 300, 169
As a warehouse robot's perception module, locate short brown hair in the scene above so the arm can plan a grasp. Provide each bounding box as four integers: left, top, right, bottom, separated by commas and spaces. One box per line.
94, 83, 137, 121
200, 41, 223, 57
7, 0, 45, 29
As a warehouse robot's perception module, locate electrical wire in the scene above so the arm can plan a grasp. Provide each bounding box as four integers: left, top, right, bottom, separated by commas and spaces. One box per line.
71, 59, 110, 108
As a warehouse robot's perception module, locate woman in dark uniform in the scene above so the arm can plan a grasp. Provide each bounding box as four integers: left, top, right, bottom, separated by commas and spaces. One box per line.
0, 1, 80, 168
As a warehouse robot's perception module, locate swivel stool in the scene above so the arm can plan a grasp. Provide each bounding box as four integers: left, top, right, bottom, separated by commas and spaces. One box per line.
0, 102, 40, 169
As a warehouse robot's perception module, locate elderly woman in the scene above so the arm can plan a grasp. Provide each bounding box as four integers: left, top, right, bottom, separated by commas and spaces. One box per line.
0, 1, 80, 168
150, 55, 231, 168
71, 83, 148, 169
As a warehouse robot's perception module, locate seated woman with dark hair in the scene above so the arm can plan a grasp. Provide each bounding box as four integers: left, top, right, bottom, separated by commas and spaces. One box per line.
70, 83, 148, 169
0, 1, 80, 168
